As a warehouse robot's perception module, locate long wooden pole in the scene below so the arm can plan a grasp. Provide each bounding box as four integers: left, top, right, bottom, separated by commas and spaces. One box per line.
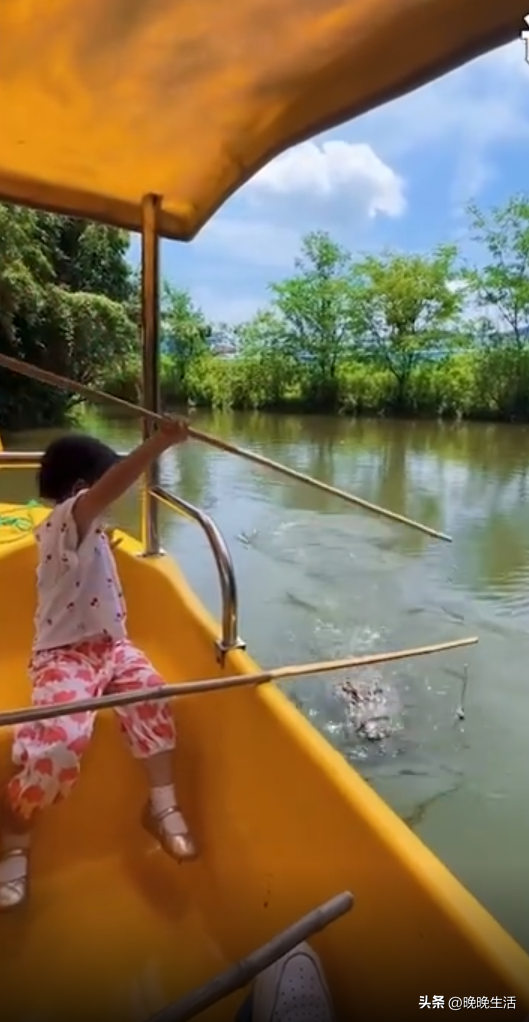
0, 353, 451, 542
0, 636, 477, 729
147, 892, 354, 1022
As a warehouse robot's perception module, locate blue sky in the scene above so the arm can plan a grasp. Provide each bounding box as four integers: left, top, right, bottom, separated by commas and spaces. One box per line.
129, 41, 528, 325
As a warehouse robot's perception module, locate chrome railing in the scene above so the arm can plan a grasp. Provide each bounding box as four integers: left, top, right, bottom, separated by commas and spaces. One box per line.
0, 451, 245, 663
150, 484, 244, 661
0, 451, 42, 466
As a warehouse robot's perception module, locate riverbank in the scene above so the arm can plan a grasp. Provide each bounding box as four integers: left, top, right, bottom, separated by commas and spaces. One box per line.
100, 347, 529, 425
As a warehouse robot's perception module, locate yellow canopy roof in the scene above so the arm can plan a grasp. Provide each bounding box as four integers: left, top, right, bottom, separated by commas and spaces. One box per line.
0, 0, 524, 240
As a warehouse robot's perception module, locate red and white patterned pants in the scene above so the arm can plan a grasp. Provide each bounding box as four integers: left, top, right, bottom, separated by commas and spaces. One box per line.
6, 637, 176, 821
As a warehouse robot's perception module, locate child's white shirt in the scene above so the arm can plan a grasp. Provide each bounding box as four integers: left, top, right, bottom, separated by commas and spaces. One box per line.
33, 491, 127, 652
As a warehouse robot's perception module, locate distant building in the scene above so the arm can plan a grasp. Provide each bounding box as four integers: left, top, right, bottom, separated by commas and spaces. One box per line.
210, 331, 238, 359
160, 329, 238, 359
212, 343, 237, 359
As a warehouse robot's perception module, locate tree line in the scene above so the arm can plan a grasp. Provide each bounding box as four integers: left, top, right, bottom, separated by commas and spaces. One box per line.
2, 195, 529, 430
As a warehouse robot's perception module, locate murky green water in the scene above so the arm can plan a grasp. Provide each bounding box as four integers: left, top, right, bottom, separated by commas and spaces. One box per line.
3, 410, 529, 948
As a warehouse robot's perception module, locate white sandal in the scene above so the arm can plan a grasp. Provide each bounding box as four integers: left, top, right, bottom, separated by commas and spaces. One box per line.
142, 803, 197, 862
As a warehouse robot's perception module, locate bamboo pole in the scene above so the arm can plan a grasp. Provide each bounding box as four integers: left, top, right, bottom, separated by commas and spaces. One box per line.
0, 353, 451, 542
0, 636, 477, 729
147, 892, 354, 1022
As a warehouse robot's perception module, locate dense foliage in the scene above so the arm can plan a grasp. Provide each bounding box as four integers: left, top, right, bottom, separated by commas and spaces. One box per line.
0, 206, 137, 428
3, 195, 529, 429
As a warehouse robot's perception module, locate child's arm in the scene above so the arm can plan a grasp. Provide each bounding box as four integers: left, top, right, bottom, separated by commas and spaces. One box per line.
73, 420, 188, 541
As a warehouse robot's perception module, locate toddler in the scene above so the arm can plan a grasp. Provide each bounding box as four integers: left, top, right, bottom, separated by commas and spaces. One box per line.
0, 420, 196, 911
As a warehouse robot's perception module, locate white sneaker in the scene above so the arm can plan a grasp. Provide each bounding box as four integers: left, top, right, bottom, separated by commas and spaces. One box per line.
251, 942, 335, 1022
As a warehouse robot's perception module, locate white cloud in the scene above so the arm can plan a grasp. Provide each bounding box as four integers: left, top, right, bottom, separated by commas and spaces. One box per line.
364, 44, 527, 152
199, 217, 301, 270
161, 42, 528, 325
196, 139, 405, 276
249, 139, 406, 219
359, 43, 529, 206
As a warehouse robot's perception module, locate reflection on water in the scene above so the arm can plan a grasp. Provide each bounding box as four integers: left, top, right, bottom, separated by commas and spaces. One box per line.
3, 411, 529, 947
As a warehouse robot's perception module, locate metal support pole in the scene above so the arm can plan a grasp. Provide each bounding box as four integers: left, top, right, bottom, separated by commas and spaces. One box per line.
140, 194, 162, 556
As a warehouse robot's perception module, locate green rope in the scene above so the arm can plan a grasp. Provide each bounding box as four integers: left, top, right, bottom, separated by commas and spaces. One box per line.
0, 499, 41, 532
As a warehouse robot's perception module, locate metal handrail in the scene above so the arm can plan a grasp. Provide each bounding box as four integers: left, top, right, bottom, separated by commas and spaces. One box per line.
0, 451, 42, 465
150, 484, 244, 661
0, 451, 245, 662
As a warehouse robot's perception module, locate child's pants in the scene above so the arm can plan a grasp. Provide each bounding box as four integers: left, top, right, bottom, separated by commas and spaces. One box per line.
6, 637, 176, 822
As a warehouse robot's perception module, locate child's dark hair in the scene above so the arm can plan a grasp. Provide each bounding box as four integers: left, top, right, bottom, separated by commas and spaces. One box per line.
38, 434, 120, 503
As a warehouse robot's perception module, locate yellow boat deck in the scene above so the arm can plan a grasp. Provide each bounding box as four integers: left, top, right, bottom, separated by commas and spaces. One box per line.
1, 504, 529, 1021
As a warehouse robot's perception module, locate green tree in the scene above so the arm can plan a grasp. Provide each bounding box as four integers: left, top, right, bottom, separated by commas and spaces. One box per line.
237, 310, 297, 407
465, 196, 529, 418
351, 245, 463, 407
34, 214, 132, 302
467, 196, 529, 347
269, 231, 355, 406
162, 284, 212, 399
0, 203, 136, 430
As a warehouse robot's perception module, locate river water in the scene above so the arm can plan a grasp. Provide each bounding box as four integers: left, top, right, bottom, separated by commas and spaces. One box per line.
2, 410, 529, 949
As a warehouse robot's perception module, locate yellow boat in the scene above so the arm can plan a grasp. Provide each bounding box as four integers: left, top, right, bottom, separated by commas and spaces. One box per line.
1, 2, 529, 1020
